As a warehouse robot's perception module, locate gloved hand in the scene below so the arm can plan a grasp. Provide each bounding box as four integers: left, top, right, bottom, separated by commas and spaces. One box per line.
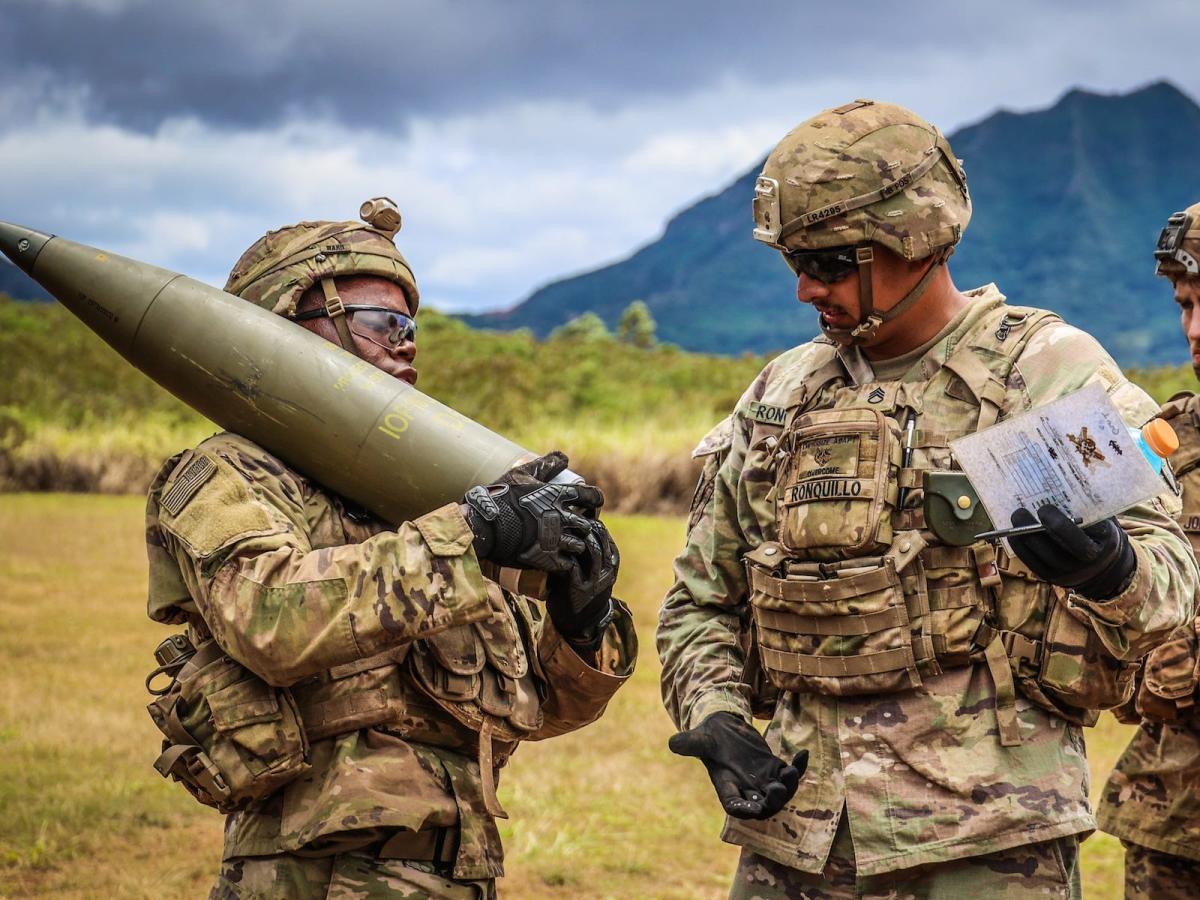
496, 451, 574, 488
669, 712, 808, 820
546, 519, 619, 651
462, 452, 603, 573
1007, 504, 1137, 600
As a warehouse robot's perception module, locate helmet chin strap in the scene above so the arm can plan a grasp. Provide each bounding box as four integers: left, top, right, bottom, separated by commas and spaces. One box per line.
818, 246, 952, 345
320, 277, 362, 357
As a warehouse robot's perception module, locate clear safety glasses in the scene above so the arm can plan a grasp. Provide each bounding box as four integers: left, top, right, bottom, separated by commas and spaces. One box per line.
292, 305, 417, 346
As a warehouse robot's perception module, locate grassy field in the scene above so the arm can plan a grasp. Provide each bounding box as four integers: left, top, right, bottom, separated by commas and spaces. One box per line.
0, 495, 1136, 898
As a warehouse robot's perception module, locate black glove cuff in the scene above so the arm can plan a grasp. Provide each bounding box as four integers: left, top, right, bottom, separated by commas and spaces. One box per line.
559, 597, 616, 652
463, 485, 524, 563
1076, 539, 1138, 600
461, 500, 496, 560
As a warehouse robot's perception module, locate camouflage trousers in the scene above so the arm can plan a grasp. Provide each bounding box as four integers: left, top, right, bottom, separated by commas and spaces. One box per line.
1123, 842, 1200, 899
210, 851, 495, 900
729, 817, 1081, 899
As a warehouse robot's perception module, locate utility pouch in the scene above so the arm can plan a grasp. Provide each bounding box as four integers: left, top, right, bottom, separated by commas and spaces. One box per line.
775, 407, 901, 560
408, 585, 544, 739
745, 533, 924, 696
405, 586, 546, 820
1135, 621, 1200, 722
922, 471, 993, 546
146, 636, 310, 812
1017, 590, 1137, 725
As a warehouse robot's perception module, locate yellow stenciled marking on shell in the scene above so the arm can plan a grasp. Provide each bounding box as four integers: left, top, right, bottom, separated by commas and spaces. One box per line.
378, 408, 411, 439
335, 359, 387, 392
393, 392, 467, 434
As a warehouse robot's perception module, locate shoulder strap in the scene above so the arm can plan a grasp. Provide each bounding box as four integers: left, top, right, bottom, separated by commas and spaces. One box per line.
1161, 390, 1198, 421
941, 304, 1060, 429
781, 341, 848, 416
748, 341, 849, 424
1162, 392, 1200, 478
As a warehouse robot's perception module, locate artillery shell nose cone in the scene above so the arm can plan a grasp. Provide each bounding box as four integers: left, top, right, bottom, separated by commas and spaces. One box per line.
0, 221, 53, 274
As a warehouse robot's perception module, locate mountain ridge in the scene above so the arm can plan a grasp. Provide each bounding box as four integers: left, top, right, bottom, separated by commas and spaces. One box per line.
469, 80, 1200, 366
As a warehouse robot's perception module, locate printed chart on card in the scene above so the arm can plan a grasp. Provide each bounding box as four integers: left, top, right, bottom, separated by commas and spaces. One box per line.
950, 382, 1163, 529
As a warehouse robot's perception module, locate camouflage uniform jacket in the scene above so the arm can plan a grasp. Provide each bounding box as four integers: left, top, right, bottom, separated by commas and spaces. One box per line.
1098, 391, 1200, 862
658, 285, 1196, 877
146, 431, 637, 880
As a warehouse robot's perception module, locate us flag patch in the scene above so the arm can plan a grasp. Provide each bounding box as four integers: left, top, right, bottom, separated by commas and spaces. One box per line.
161, 456, 217, 515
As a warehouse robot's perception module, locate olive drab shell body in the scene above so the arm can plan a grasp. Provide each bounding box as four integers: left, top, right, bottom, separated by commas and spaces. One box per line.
0, 221, 537, 524
752, 99, 971, 259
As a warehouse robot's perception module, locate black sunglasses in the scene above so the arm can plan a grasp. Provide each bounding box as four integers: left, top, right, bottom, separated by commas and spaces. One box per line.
292, 305, 417, 346
782, 246, 863, 284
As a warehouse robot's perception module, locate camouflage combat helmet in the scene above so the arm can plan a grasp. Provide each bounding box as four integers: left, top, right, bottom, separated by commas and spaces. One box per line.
1154, 201, 1200, 278
752, 99, 971, 343
224, 197, 419, 354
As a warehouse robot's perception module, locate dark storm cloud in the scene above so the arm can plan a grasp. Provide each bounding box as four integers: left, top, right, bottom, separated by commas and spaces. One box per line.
2, 0, 1138, 132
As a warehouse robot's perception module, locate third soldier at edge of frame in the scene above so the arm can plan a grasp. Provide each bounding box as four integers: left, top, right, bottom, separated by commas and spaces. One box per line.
1097, 203, 1200, 899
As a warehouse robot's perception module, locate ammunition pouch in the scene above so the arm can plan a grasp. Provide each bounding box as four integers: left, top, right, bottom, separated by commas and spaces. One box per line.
745, 530, 1137, 742
404, 583, 545, 817
746, 533, 925, 696
146, 637, 311, 813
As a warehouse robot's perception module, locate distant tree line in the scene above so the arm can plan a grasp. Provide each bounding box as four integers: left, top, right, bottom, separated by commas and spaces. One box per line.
550, 300, 658, 348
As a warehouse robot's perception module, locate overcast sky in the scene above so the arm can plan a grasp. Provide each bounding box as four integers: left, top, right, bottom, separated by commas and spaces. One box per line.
3, 0, 1198, 312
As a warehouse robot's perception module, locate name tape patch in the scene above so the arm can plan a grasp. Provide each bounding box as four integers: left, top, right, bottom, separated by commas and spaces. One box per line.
746, 402, 787, 426
782, 477, 871, 506
161, 456, 217, 516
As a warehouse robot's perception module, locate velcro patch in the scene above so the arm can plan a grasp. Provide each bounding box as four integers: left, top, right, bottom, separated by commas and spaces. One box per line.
745, 402, 788, 427
161, 456, 217, 515
780, 477, 875, 506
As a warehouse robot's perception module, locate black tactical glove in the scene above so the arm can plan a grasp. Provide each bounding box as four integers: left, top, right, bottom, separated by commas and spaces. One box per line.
496, 451, 574, 488
669, 712, 808, 820
546, 520, 619, 652
1007, 504, 1137, 600
462, 453, 603, 573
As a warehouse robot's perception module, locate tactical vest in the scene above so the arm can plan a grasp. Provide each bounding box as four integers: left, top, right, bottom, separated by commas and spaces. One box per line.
150, 582, 544, 817
296, 575, 544, 818
742, 302, 1138, 744
145, 444, 547, 819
